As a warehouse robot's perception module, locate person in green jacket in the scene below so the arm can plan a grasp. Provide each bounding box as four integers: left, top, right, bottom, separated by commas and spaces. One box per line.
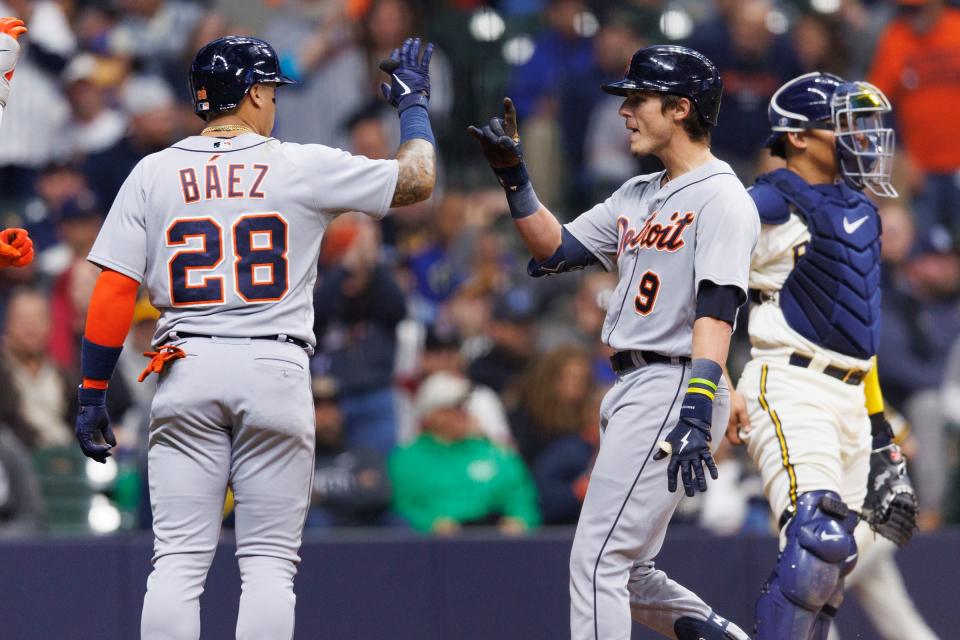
389, 371, 541, 534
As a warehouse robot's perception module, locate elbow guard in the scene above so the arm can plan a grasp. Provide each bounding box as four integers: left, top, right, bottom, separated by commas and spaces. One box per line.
527, 227, 598, 278
695, 281, 744, 325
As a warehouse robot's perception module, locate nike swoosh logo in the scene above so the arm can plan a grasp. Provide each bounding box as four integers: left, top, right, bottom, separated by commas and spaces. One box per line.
820, 532, 844, 541
393, 74, 411, 96
843, 215, 868, 234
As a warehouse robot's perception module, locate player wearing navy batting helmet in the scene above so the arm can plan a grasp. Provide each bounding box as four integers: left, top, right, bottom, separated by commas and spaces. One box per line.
470, 44, 757, 640
75, 34, 438, 639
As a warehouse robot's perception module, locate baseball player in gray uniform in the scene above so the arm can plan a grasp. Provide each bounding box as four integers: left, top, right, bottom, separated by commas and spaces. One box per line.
72, 36, 436, 639
470, 45, 759, 640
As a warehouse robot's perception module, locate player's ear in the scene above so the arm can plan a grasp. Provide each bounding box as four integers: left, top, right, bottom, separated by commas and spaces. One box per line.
248, 83, 274, 110
673, 97, 693, 122
786, 130, 808, 152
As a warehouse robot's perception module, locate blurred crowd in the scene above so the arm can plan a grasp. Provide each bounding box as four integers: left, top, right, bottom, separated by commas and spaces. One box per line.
1, 0, 960, 539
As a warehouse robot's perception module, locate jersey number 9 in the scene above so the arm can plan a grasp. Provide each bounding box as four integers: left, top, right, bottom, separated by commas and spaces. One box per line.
634, 270, 660, 316
167, 214, 289, 306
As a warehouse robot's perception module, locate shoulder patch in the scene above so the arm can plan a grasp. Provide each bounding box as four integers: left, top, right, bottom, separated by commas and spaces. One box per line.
748, 183, 791, 225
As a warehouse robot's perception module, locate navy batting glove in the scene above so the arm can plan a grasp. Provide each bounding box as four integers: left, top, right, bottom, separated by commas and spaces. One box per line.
76, 386, 116, 463
653, 416, 717, 497
379, 37, 433, 113
653, 360, 722, 496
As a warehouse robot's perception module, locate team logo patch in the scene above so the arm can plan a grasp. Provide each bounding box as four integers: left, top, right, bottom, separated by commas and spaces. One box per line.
198, 102, 209, 111
197, 88, 207, 100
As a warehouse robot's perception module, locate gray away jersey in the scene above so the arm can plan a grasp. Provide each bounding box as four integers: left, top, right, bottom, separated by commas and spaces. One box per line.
566, 159, 759, 357
88, 133, 399, 347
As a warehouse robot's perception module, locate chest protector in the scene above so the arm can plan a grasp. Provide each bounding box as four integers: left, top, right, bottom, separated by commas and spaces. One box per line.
755, 169, 881, 360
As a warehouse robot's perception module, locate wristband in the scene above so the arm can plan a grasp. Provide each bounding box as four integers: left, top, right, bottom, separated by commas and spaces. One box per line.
78, 385, 107, 406
493, 163, 541, 219
81, 337, 122, 383
398, 103, 435, 145
869, 412, 894, 448
679, 359, 722, 423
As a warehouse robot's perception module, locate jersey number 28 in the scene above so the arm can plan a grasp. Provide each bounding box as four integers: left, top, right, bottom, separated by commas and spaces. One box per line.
167, 214, 288, 306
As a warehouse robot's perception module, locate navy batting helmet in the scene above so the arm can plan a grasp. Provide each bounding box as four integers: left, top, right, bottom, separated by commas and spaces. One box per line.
188, 35, 296, 118
601, 45, 723, 126
764, 71, 844, 154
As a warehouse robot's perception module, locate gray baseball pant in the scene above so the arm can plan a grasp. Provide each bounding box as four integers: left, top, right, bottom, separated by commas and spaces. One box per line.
139, 337, 315, 640
569, 361, 741, 640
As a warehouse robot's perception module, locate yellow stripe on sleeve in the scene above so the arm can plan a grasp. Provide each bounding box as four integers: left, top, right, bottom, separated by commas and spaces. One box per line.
687, 387, 715, 400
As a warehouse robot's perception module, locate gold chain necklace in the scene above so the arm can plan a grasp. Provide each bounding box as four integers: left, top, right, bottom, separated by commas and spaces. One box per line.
201, 124, 254, 135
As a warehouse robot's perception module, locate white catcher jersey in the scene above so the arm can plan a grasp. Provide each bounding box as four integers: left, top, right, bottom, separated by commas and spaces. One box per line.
88, 133, 398, 347
566, 159, 759, 357
747, 212, 873, 371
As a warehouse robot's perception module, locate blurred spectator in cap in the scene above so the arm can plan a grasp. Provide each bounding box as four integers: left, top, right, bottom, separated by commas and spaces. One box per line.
62, 53, 128, 156
869, 0, 960, 236
879, 224, 960, 529
39, 191, 102, 277
306, 375, 394, 528
389, 371, 541, 534
0, 0, 74, 197
2, 288, 73, 449
314, 214, 406, 457
83, 74, 180, 209
685, 0, 803, 177
466, 287, 538, 394
408, 324, 513, 447
345, 99, 393, 160
46, 194, 104, 370
17, 162, 90, 260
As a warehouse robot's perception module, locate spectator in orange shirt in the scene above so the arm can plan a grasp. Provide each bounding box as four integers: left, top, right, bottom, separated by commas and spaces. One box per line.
869, 0, 960, 235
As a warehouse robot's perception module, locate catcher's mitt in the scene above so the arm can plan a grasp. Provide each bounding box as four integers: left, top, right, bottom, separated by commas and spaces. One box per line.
860, 442, 919, 546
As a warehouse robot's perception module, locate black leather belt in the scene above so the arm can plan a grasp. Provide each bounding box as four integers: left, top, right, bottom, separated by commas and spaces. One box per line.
788, 353, 865, 385
171, 331, 313, 353
610, 350, 690, 375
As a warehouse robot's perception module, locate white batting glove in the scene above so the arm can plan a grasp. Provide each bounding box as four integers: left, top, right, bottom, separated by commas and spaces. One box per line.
0, 18, 28, 108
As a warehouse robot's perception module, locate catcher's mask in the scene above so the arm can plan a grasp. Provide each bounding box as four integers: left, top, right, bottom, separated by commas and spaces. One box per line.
832, 81, 897, 198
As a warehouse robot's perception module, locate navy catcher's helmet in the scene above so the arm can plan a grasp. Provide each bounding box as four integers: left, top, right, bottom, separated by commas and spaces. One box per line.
601, 45, 723, 126
189, 35, 296, 118
764, 71, 844, 155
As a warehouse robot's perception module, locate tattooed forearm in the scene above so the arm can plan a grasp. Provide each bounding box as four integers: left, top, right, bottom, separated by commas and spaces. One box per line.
391, 139, 436, 207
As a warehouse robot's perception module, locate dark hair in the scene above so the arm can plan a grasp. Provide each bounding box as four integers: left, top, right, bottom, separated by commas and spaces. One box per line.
660, 94, 711, 143
769, 135, 787, 159
203, 105, 239, 123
